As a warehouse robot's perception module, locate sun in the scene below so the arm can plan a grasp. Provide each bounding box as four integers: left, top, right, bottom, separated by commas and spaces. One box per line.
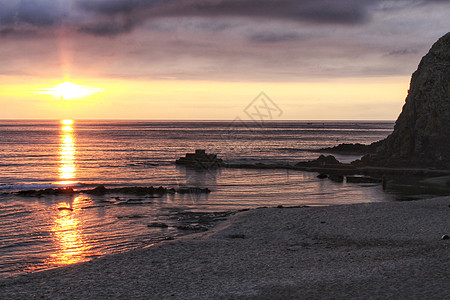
36, 81, 102, 100
54, 82, 90, 100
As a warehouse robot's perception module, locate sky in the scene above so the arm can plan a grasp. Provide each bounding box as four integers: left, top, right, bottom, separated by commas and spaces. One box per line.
0, 0, 449, 120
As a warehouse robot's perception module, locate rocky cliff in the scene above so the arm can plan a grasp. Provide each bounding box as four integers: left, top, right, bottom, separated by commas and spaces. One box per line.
359, 32, 450, 169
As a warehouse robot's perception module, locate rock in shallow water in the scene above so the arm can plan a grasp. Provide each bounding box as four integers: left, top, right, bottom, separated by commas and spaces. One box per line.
346, 176, 382, 184
16, 187, 76, 197
328, 174, 344, 183
148, 222, 169, 228
176, 224, 209, 231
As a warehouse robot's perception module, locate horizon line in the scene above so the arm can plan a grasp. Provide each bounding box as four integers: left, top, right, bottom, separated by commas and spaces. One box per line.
0, 118, 396, 122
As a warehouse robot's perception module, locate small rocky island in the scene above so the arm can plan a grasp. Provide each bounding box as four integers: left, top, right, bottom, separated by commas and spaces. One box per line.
176, 149, 224, 168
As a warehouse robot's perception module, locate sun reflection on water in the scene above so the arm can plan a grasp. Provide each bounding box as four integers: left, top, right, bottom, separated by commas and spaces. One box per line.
61, 119, 73, 126
50, 209, 85, 265
50, 125, 103, 268
48, 196, 101, 266
58, 120, 77, 185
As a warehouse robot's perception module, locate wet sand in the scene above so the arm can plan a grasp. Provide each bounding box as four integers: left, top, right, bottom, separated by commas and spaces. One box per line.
1, 197, 449, 299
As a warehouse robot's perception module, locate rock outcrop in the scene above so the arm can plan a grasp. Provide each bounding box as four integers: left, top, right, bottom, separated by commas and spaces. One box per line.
358, 32, 450, 169
319, 141, 383, 155
176, 149, 224, 169
296, 154, 342, 167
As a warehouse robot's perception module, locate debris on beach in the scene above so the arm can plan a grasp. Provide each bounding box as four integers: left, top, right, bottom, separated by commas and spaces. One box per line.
226, 234, 246, 239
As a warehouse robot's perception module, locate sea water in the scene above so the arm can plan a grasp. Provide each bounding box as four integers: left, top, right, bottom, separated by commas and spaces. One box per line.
0, 120, 401, 277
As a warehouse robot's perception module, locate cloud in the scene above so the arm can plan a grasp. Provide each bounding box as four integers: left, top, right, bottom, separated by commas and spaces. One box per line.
1, 0, 449, 38
386, 49, 420, 56
76, 0, 379, 37
249, 31, 312, 43
0, 0, 383, 37
0, 0, 66, 27
78, 20, 136, 36
2, 0, 448, 38
147, 0, 374, 23
0, 26, 42, 37
0, 28, 14, 36
0, 0, 449, 81
76, 0, 148, 15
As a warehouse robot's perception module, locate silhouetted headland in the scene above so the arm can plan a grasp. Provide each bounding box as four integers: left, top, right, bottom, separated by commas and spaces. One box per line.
173, 33, 450, 197
318, 140, 383, 155
328, 32, 450, 170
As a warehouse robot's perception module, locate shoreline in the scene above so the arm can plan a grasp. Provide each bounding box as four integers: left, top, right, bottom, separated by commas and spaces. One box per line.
224, 162, 450, 177
1, 197, 449, 299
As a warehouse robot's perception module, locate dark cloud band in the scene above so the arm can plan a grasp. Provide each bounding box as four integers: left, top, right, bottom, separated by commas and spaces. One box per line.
0, 0, 383, 37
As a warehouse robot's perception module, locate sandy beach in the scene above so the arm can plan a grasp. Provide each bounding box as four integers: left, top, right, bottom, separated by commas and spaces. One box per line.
1, 197, 449, 299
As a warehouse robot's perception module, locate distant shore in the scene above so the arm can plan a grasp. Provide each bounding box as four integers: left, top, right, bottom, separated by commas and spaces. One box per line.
1, 197, 449, 299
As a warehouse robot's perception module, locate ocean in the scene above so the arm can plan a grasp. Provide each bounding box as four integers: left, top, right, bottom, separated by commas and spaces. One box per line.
0, 120, 403, 278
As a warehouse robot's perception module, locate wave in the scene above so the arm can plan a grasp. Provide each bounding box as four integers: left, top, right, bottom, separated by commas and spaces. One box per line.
274, 147, 311, 153
0, 182, 82, 192
0, 210, 33, 219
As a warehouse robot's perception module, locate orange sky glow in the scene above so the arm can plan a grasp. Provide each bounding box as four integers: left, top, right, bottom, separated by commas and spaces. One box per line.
0, 1, 448, 120
0, 76, 409, 120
